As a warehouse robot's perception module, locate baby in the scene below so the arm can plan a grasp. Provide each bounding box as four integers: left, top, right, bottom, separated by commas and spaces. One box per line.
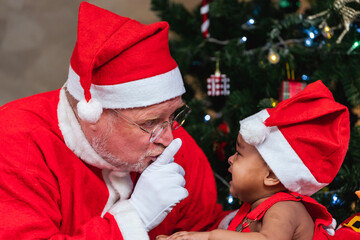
157, 80, 350, 240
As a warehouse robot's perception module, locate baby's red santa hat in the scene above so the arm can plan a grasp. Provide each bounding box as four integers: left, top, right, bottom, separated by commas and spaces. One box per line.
66, 2, 185, 123
239, 80, 350, 196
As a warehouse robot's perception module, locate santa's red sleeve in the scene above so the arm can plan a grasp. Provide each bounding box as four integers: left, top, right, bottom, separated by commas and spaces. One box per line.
0, 129, 128, 239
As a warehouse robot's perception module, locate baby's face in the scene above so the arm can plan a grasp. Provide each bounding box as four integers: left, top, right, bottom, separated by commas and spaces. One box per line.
228, 133, 269, 203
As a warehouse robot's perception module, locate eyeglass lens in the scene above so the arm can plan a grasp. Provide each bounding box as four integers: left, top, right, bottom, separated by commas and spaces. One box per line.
149, 105, 191, 142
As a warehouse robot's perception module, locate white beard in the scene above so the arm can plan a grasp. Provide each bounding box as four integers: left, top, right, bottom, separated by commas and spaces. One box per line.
91, 135, 149, 172
90, 120, 156, 172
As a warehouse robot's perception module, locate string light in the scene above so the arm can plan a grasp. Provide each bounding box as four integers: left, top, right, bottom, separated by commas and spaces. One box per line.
271, 98, 278, 108
321, 25, 333, 39
242, 18, 256, 30
347, 40, 360, 54
268, 49, 280, 64
330, 193, 344, 206
304, 27, 319, 40
227, 194, 234, 204
301, 74, 310, 81
332, 194, 340, 205
247, 18, 255, 25
204, 114, 211, 122
305, 38, 313, 47
309, 32, 315, 39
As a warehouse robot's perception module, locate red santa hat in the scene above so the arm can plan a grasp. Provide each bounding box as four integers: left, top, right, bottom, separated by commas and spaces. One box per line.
239, 80, 350, 196
66, 2, 185, 123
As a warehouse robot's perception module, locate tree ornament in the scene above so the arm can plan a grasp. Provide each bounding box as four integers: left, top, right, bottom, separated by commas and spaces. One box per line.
213, 141, 228, 161
213, 121, 230, 161
201, 0, 210, 38
279, 63, 307, 101
307, 0, 360, 44
207, 53, 230, 96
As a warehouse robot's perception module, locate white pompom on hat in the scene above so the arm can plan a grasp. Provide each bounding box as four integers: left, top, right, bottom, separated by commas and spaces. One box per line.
240, 116, 270, 146
66, 2, 185, 123
77, 99, 103, 123
239, 80, 350, 196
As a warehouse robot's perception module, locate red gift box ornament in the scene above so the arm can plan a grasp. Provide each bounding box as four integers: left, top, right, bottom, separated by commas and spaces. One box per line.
279, 62, 307, 101
207, 53, 230, 96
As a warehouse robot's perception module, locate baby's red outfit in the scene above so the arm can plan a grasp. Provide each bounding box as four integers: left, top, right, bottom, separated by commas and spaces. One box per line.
227, 192, 333, 239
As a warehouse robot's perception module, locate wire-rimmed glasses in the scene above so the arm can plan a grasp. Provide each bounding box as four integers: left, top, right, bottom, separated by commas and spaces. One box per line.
114, 104, 191, 143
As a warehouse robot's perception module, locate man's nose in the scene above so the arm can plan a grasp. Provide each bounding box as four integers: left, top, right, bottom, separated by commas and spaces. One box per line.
153, 124, 173, 147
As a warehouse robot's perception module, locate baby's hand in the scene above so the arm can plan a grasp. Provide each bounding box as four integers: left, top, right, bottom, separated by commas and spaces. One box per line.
164, 231, 210, 240
156, 235, 169, 240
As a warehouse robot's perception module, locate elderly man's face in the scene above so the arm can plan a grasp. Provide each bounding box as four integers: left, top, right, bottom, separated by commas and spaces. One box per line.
81, 96, 183, 172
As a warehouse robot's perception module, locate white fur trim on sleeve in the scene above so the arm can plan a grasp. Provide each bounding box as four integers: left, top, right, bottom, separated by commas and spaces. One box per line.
101, 170, 133, 217
109, 200, 149, 240
217, 210, 238, 229
57, 87, 116, 170
323, 218, 336, 236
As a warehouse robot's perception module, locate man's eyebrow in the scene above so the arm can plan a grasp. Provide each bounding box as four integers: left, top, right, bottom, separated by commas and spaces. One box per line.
137, 116, 159, 123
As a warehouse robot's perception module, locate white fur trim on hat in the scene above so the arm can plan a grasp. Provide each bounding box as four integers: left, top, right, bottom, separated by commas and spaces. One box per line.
240, 109, 326, 196
66, 65, 185, 109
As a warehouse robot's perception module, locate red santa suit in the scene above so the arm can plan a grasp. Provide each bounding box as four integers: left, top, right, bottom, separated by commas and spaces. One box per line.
227, 192, 334, 239
0, 88, 226, 239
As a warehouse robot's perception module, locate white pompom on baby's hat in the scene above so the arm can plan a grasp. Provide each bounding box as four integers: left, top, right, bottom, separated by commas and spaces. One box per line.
239, 117, 270, 146
77, 98, 103, 123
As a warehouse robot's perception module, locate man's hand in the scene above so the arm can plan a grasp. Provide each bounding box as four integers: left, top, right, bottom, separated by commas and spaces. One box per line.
128, 138, 189, 231
156, 235, 169, 240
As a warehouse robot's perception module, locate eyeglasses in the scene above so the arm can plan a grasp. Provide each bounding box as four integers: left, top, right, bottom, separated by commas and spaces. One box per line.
114, 104, 191, 143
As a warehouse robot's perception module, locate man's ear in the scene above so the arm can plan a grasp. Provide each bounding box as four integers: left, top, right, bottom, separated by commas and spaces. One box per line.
264, 168, 281, 187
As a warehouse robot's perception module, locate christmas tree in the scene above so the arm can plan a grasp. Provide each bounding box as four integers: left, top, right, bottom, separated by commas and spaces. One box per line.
151, 0, 360, 223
